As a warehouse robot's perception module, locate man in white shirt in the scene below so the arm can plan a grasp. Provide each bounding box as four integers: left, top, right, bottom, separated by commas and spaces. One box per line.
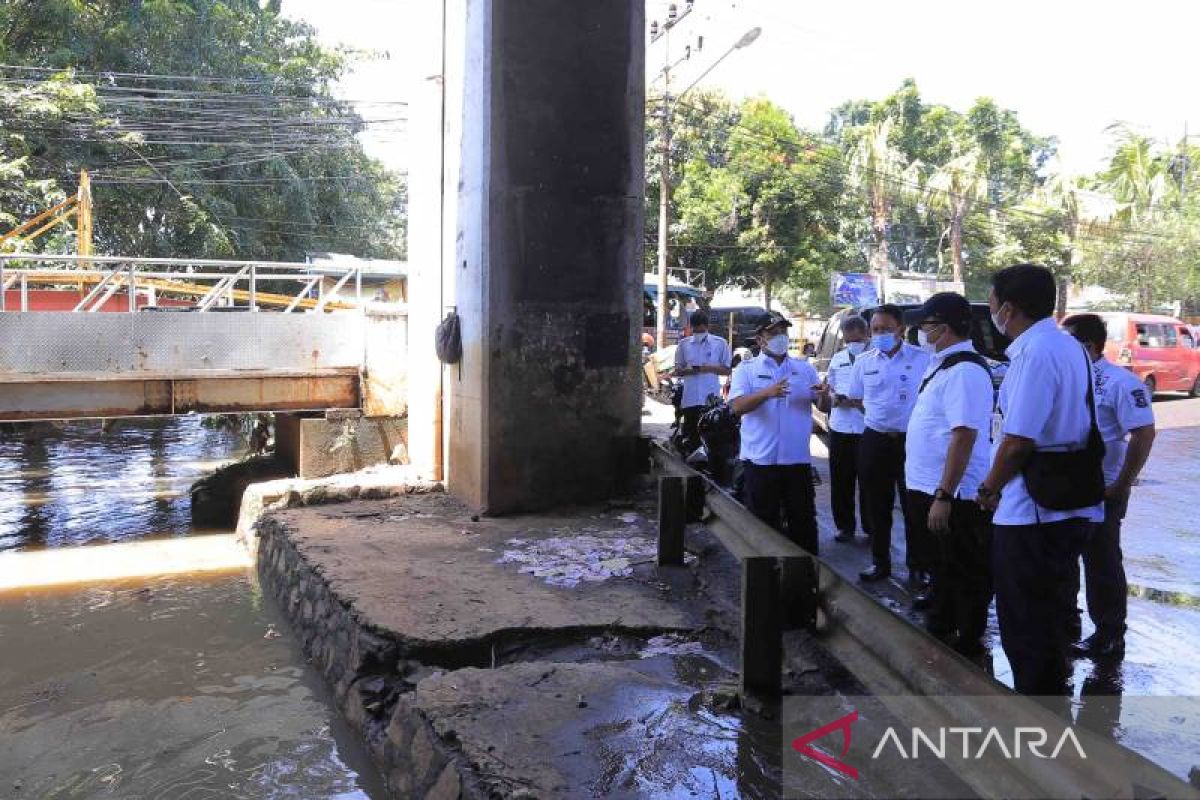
674, 311, 732, 450
977, 264, 1104, 696
818, 315, 870, 544
842, 304, 932, 583
902, 293, 995, 655
1064, 313, 1156, 659
729, 312, 820, 554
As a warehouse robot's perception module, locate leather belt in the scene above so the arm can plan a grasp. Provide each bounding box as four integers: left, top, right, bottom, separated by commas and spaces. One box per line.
867, 427, 905, 439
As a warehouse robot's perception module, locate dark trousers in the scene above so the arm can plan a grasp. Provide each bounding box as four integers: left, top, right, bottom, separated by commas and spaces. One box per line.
743, 462, 818, 555
679, 406, 704, 450
858, 428, 920, 570
829, 431, 867, 535
1071, 497, 1129, 640
993, 518, 1094, 695
908, 490, 994, 653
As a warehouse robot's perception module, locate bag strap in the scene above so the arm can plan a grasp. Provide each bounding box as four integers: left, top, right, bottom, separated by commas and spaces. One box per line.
917, 351, 991, 394
1081, 345, 1103, 452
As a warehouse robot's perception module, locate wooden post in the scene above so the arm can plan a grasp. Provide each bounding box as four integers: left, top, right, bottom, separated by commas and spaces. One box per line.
742, 556, 782, 697
657, 476, 685, 566
780, 555, 818, 631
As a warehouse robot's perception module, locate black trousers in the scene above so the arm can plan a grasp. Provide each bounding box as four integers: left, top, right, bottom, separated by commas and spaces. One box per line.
1069, 497, 1129, 640
742, 462, 818, 555
828, 431, 867, 535
679, 406, 704, 450
993, 518, 1094, 695
908, 490, 994, 653
858, 428, 920, 570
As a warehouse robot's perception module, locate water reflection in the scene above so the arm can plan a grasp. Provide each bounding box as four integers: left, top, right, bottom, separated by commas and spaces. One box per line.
0, 418, 245, 551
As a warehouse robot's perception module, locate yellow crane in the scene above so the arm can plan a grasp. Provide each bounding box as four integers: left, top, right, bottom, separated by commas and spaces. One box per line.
0, 170, 92, 255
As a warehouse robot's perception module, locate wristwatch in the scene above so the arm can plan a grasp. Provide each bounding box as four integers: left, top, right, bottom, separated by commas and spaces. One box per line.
933, 488, 953, 503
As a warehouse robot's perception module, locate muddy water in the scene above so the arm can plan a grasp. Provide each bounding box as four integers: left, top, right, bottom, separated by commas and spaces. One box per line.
0, 419, 385, 798
0, 418, 244, 552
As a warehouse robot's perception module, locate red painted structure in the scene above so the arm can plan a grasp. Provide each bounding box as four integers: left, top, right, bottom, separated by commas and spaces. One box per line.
2, 289, 191, 312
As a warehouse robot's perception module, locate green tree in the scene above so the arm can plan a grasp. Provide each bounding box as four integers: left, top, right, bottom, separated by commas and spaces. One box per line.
924, 149, 988, 283
0, 0, 405, 261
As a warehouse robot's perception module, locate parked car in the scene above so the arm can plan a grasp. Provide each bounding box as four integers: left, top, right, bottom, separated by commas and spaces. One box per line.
708, 305, 767, 349
811, 304, 1010, 432
1096, 313, 1200, 396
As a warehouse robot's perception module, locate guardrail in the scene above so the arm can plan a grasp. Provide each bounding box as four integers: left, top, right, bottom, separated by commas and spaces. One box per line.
649, 439, 1198, 800
0, 254, 363, 313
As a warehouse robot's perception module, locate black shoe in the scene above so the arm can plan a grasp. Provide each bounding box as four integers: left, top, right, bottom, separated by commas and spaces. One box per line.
1070, 633, 1125, 659
860, 564, 891, 582
834, 530, 854, 544
912, 589, 934, 610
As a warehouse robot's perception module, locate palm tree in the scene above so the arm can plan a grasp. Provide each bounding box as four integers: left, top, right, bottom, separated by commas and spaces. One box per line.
1042, 169, 1083, 315
849, 119, 908, 281
925, 149, 988, 284
1098, 124, 1174, 310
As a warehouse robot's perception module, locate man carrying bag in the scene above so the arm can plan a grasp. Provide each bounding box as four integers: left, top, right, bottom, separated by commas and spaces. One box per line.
976, 264, 1104, 696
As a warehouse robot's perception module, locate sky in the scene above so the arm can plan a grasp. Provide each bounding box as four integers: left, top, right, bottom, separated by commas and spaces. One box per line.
285, 0, 1200, 176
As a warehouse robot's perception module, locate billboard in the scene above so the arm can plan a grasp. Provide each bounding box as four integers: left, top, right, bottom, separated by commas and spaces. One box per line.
831, 272, 880, 308
884, 276, 965, 305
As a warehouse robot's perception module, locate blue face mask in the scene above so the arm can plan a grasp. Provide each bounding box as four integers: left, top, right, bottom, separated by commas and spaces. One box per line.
871, 332, 897, 352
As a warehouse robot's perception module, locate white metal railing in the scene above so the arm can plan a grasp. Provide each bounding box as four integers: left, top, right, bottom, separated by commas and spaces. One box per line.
0, 254, 364, 313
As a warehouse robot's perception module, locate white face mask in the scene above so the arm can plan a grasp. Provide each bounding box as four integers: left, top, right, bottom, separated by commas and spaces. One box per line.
991, 305, 1009, 336
764, 334, 790, 356
846, 341, 866, 355
916, 328, 934, 351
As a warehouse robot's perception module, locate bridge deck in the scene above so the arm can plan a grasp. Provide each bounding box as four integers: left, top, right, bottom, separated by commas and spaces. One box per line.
0, 311, 366, 421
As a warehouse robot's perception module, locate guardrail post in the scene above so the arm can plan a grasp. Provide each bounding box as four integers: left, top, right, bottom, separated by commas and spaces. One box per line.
127, 262, 135, 312
684, 474, 705, 523
19, 273, 27, 312
657, 475, 686, 566
741, 556, 782, 697
0, 257, 5, 312
780, 555, 818, 631
249, 265, 257, 311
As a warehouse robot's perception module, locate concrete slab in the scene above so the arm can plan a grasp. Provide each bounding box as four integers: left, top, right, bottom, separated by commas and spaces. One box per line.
269, 492, 698, 650
412, 658, 763, 798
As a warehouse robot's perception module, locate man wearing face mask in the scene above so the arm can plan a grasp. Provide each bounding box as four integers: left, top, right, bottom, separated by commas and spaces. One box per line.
675, 311, 732, 450
729, 311, 820, 554
844, 304, 932, 584
977, 263, 1105, 696
901, 293, 995, 654
814, 315, 871, 544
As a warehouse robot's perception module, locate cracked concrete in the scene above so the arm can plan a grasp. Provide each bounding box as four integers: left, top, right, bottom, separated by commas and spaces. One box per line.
255, 488, 778, 799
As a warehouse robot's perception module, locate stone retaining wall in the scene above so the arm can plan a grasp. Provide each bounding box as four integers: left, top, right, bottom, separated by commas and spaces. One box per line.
256, 504, 470, 800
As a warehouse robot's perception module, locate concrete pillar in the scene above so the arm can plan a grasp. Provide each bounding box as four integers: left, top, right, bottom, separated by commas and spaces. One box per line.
449, 1, 645, 514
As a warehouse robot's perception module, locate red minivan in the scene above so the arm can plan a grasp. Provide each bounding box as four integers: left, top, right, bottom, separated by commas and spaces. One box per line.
1098, 312, 1200, 396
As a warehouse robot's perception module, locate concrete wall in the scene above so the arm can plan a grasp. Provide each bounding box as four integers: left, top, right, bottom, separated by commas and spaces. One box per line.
449, 0, 645, 514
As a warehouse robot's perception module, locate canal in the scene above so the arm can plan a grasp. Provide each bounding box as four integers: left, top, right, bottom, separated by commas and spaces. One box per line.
0, 418, 386, 798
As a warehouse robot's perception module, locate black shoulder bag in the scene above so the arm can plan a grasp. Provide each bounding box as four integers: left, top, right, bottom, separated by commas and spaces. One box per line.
916, 351, 992, 395
1020, 348, 1106, 511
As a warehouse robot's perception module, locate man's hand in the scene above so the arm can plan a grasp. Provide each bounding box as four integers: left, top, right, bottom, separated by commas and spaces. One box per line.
1105, 481, 1132, 504
976, 489, 999, 512
764, 378, 790, 399
928, 499, 952, 534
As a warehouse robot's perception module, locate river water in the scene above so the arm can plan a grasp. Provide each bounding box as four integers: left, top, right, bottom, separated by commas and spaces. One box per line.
0, 418, 385, 799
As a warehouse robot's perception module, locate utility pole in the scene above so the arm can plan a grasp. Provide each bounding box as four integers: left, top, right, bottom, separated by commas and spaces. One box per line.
648, 4, 760, 348
650, 2, 694, 350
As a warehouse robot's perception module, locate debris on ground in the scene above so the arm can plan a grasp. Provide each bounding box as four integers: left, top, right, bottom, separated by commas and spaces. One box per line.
498, 534, 658, 587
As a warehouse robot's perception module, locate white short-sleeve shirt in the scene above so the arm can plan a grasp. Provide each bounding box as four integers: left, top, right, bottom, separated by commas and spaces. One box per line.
904, 341, 995, 498
826, 346, 866, 435
729, 353, 818, 466
846, 343, 931, 433
1093, 357, 1155, 485
993, 317, 1104, 525
674, 333, 731, 409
